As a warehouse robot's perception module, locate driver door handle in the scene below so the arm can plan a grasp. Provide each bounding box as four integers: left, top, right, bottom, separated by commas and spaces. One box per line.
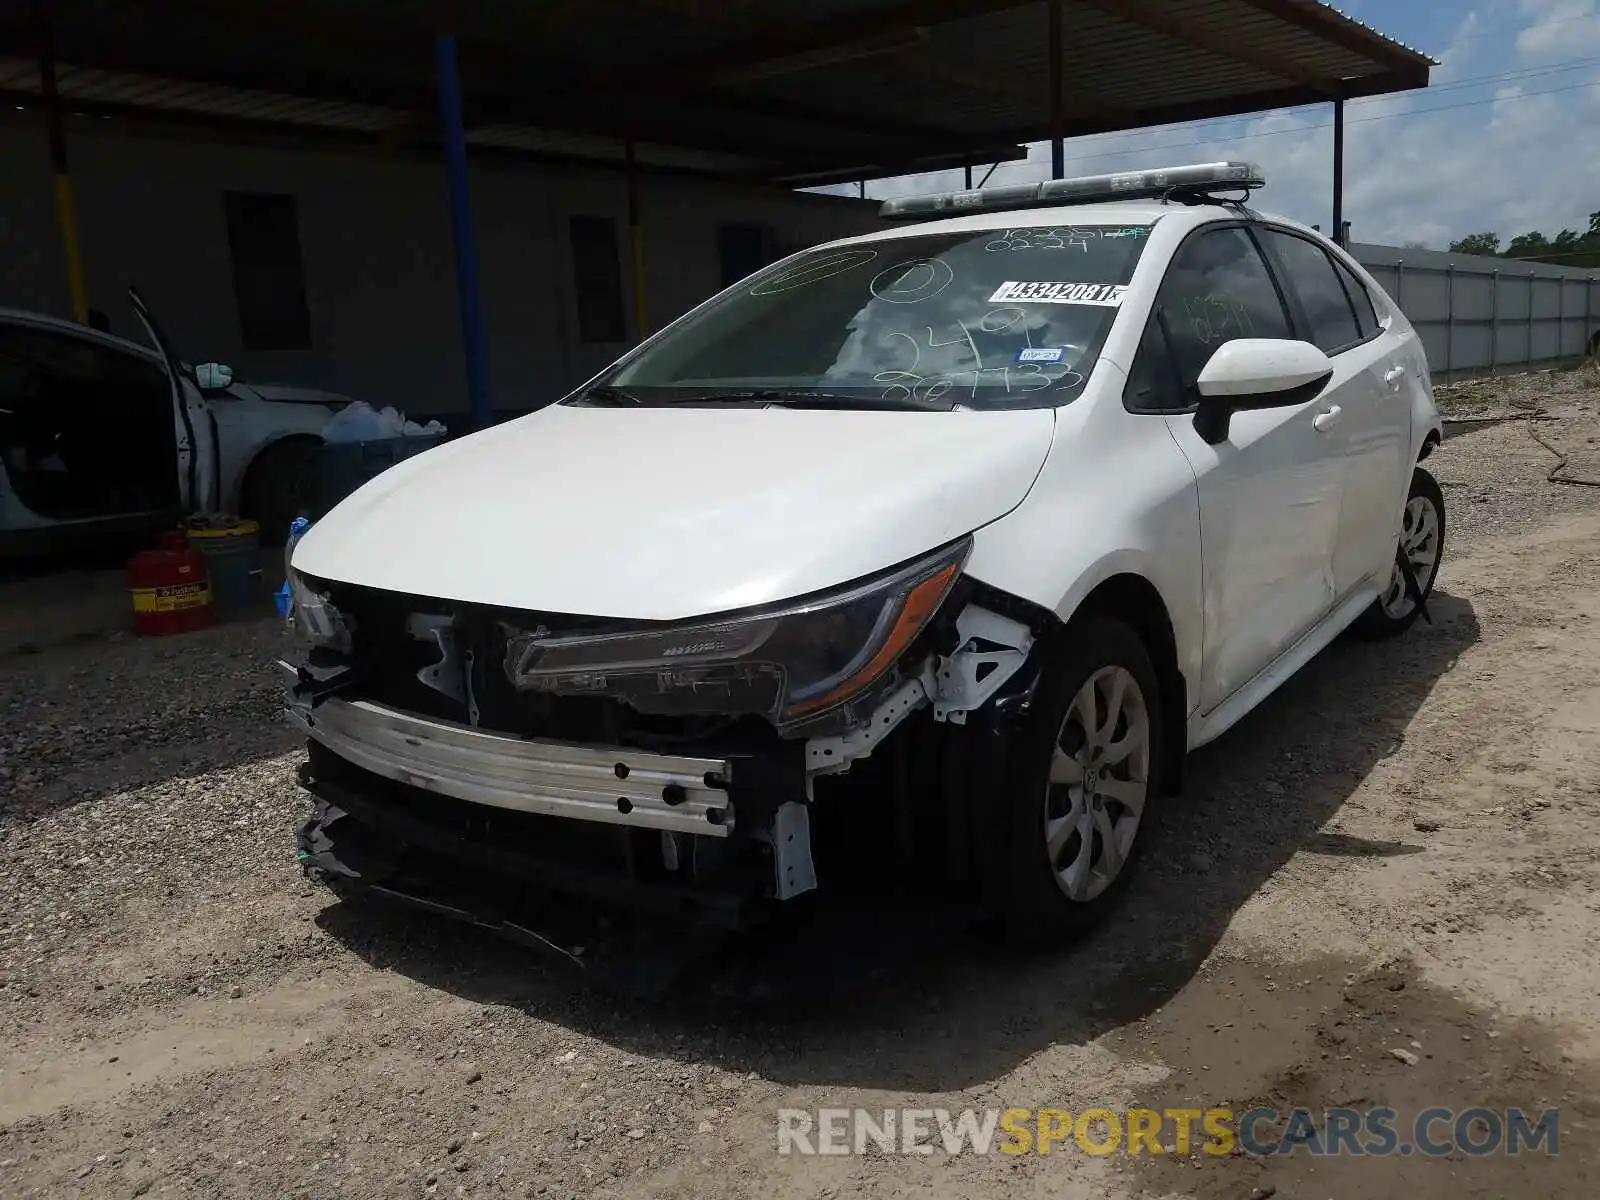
1313, 405, 1343, 433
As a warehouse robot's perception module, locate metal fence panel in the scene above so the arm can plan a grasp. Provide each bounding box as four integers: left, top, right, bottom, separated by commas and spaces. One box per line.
1350, 243, 1599, 383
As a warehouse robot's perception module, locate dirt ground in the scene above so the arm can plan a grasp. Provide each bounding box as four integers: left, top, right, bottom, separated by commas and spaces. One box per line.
5, 373, 1600, 1199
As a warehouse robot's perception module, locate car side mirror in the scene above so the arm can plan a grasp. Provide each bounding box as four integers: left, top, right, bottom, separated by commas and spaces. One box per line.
1192, 338, 1333, 445
195, 362, 234, 394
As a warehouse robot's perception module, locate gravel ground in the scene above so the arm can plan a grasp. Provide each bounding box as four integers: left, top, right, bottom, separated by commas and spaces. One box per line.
1432, 362, 1600, 540
5, 374, 1600, 1199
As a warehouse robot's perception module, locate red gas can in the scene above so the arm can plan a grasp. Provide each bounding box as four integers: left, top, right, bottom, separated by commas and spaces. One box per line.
127, 531, 217, 636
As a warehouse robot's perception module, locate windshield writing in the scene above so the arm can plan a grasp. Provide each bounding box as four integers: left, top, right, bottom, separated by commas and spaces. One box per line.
603, 224, 1153, 411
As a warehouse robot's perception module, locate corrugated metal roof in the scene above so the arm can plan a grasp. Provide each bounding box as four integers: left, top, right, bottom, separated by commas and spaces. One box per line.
0, 57, 405, 132
0, 53, 774, 173
0, 0, 1430, 182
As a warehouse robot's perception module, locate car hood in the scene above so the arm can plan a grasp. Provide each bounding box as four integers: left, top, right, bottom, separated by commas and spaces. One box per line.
292, 402, 1055, 621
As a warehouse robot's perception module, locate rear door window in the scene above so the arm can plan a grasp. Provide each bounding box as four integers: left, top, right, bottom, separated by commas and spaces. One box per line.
1260, 230, 1363, 354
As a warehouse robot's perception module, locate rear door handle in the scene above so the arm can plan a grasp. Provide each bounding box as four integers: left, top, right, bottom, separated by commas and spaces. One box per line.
1313, 405, 1343, 432
1384, 365, 1406, 387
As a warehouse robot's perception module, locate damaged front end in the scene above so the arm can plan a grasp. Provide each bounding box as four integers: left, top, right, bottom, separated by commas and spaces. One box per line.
285, 537, 1047, 940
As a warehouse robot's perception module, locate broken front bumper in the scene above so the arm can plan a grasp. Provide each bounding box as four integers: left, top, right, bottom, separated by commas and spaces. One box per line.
285, 663, 814, 929
282, 596, 1042, 934
288, 696, 735, 840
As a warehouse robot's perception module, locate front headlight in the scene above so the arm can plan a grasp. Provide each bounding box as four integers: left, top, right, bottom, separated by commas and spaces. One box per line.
504, 540, 969, 731
286, 566, 352, 652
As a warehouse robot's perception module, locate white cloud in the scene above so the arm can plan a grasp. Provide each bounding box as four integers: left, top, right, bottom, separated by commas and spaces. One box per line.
815, 4, 1600, 250
1432, 9, 1489, 84
1516, 0, 1600, 60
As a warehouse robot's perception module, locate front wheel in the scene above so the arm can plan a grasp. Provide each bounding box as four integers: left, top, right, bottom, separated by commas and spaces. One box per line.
240, 438, 322, 547
1352, 466, 1446, 640
990, 616, 1165, 938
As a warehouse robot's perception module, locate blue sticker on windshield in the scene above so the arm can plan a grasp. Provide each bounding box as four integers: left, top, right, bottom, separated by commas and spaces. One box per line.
1016, 347, 1065, 364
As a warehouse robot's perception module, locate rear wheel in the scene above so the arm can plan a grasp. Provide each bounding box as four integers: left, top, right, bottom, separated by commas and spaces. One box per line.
990, 617, 1164, 937
239, 438, 321, 547
1352, 466, 1445, 640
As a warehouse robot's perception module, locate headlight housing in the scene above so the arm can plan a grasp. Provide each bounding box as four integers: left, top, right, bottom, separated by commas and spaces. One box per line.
285, 566, 353, 652
504, 540, 969, 732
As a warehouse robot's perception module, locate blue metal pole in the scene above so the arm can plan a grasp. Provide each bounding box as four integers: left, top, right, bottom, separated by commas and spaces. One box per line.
434, 35, 492, 431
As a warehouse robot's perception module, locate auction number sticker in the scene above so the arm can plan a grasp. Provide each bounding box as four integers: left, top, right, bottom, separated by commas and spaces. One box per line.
988, 281, 1127, 306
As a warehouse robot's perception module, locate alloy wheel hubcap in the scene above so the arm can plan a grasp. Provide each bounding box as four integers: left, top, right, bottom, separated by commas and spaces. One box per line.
1381, 494, 1441, 618
1045, 665, 1151, 902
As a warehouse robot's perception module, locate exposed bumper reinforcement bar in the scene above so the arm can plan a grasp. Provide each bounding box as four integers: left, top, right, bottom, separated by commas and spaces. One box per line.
287, 695, 735, 838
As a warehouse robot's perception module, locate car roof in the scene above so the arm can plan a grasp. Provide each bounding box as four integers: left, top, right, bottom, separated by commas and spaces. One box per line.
824, 199, 1322, 248
0, 305, 161, 362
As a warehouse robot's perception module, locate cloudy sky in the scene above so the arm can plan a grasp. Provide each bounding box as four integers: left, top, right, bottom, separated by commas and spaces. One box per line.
814, 0, 1600, 251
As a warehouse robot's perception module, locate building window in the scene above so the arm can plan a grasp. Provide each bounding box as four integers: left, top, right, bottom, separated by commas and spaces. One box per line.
717, 222, 776, 288
569, 215, 627, 343
222, 192, 312, 352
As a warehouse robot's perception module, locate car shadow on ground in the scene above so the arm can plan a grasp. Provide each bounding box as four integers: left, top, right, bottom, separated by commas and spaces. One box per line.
317, 591, 1480, 1093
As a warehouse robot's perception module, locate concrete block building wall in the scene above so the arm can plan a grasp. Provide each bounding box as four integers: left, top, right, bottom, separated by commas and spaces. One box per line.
0, 122, 881, 415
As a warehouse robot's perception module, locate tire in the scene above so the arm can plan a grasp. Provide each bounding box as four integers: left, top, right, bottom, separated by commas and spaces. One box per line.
1351, 466, 1446, 640
239, 438, 322, 547
986, 616, 1165, 939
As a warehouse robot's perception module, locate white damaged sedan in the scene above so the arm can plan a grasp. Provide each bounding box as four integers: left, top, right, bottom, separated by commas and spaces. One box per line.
284, 162, 1444, 940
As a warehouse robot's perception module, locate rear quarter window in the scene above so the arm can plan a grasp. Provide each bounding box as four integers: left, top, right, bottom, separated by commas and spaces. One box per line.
1331, 254, 1381, 339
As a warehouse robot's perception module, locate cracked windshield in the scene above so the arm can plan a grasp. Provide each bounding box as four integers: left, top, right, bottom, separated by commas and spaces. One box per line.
606, 222, 1154, 409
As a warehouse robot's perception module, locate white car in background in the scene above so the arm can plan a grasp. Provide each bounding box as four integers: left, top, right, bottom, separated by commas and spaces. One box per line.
285, 162, 1444, 943
0, 292, 346, 554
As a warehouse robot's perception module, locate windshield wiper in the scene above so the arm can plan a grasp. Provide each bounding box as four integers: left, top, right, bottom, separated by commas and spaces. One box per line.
672, 389, 951, 412
577, 386, 643, 406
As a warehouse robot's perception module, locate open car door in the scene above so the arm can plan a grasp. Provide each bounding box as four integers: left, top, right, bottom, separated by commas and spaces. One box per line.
0, 308, 188, 555
129, 286, 216, 515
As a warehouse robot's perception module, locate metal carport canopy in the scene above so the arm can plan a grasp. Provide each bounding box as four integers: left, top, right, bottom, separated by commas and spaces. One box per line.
0, 0, 1430, 185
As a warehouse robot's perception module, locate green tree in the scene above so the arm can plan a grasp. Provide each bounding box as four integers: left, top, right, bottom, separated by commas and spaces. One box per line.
1506, 231, 1551, 256
1590, 210, 1600, 237
1554, 229, 1581, 247
1449, 232, 1500, 255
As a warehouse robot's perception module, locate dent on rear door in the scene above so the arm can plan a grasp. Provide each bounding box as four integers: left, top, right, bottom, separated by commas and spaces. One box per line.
1334, 330, 1417, 592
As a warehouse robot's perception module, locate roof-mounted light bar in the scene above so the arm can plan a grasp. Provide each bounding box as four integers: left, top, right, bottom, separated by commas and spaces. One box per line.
1039, 161, 1264, 202
879, 161, 1266, 221
878, 183, 1044, 221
